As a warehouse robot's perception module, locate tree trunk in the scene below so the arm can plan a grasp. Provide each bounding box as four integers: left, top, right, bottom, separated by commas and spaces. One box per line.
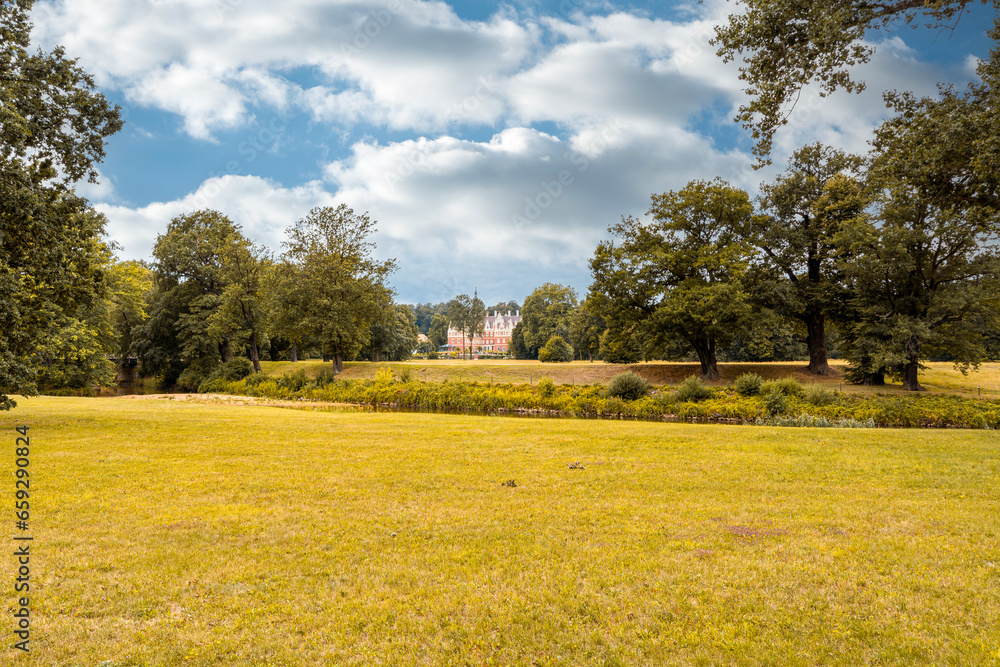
220, 338, 234, 363
290, 342, 298, 363
694, 339, 719, 380
249, 330, 261, 373
333, 352, 343, 374
902, 356, 923, 391
805, 313, 829, 375
588, 352, 593, 362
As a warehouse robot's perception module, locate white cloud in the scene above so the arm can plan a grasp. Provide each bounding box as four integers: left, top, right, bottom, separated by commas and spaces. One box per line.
97, 175, 337, 260
31, 0, 991, 301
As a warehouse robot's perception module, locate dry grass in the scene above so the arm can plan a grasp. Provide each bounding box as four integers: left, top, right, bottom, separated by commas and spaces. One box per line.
1, 397, 999, 665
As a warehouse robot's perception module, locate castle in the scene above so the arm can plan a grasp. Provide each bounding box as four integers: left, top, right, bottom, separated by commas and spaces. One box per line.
444, 310, 522, 354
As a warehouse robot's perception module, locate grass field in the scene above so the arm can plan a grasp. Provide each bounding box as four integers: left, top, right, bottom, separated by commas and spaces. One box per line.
2, 396, 999, 665
258, 359, 1000, 398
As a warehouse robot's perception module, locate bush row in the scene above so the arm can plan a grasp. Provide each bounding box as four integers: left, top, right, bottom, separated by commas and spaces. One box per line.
199, 370, 1000, 429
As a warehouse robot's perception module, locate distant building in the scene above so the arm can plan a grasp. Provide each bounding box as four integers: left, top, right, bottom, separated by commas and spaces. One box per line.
443, 310, 521, 354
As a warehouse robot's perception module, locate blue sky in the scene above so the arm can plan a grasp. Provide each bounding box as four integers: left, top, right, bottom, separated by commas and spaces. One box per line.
31, 0, 995, 305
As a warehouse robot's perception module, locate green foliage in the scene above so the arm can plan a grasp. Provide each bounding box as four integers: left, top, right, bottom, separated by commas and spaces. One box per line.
764, 391, 789, 416
0, 5, 123, 409
805, 384, 836, 406
538, 335, 573, 363
217, 358, 254, 382
537, 377, 557, 398
510, 322, 530, 360
521, 283, 578, 357
364, 303, 419, 362
761, 378, 805, 398
712, 0, 973, 162
675, 376, 713, 402
447, 293, 487, 360
374, 366, 395, 384
734, 372, 764, 396
134, 210, 244, 386
590, 179, 756, 379
427, 313, 449, 349
279, 369, 309, 392
427, 351, 439, 360
177, 358, 220, 392
281, 204, 398, 373
570, 298, 606, 361
607, 371, 651, 401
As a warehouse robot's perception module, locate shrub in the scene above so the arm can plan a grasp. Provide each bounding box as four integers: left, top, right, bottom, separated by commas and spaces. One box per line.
374, 366, 395, 384
805, 383, 835, 406
198, 378, 233, 394
675, 376, 712, 402
765, 391, 788, 416
537, 377, 557, 398
427, 351, 439, 360
218, 357, 254, 381
399, 368, 412, 383
538, 335, 573, 362
761, 377, 805, 398
607, 371, 652, 401
278, 369, 308, 391
176, 358, 218, 392
733, 372, 764, 396
315, 369, 338, 387
245, 373, 270, 388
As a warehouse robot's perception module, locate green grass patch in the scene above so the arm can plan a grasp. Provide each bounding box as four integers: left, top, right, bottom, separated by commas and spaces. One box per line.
2, 397, 999, 665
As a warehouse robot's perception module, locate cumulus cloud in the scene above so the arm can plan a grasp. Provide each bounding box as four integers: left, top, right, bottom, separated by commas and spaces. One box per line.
97, 175, 337, 260
30, 0, 990, 300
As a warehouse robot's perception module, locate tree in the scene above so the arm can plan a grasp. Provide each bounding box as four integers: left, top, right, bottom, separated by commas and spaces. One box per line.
102, 259, 154, 363
520, 284, 578, 358
750, 144, 866, 374
210, 236, 273, 373
712, 0, 990, 162
364, 303, 419, 362
510, 322, 530, 359
488, 300, 521, 315
411, 302, 447, 334
446, 293, 486, 360
590, 180, 756, 379
282, 204, 397, 374
1, 0, 123, 409
133, 210, 243, 387
538, 335, 574, 362
427, 313, 449, 350
570, 299, 606, 362
835, 121, 1000, 391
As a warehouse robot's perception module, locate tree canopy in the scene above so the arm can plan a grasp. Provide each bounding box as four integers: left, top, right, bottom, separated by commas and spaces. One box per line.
713, 0, 996, 161
590, 179, 756, 379
1, 0, 123, 409
281, 205, 397, 373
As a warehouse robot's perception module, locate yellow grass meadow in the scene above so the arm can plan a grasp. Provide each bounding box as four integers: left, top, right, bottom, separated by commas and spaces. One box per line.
1, 395, 999, 665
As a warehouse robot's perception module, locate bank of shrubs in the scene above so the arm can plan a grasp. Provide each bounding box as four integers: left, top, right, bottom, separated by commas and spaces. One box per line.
197, 369, 1000, 429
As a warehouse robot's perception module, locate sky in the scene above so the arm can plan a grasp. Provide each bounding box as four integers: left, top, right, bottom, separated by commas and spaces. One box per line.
30, 0, 996, 306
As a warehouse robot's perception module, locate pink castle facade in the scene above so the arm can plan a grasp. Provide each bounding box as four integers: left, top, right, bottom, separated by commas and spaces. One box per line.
445, 310, 521, 353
